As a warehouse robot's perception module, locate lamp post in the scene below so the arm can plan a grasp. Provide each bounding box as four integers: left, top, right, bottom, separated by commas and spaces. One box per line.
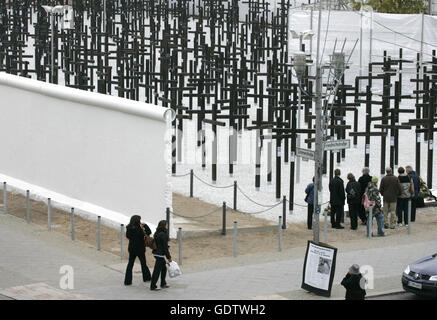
42, 5, 67, 84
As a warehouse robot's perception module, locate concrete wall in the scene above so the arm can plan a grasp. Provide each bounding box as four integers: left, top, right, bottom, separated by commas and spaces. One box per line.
0, 72, 173, 228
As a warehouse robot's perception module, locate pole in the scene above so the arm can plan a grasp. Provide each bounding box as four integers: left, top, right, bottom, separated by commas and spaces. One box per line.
278, 216, 282, 252
282, 196, 287, 229
97, 216, 101, 250
233, 181, 237, 211
166, 207, 170, 232
296, 87, 302, 184
178, 227, 182, 265
408, 199, 411, 235
190, 169, 194, 197
103, 0, 106, 33
51, 12, 55, 83
313, 0, 323, 244
359, 10, 363, 91
222, 201, 226, 235
71, 207, 75, 241
3, 182, 6, 215
47, 198, 51, 231
26, 190, 30, 223
233, 221, 237, 257
121, 224, 124, 261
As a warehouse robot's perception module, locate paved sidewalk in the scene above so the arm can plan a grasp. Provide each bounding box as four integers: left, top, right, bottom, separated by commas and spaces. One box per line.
0, 213, 435, 300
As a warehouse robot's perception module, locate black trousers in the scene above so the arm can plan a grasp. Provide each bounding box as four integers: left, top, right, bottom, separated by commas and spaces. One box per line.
151, 256, 167, 289
411, 197, 417, 222
331, 204, 344, 227
397, 198, 409, 224
307, 204, 314, 229
358, 204, 367, 223
124, 252, 151, 285
348, 203, 360, 230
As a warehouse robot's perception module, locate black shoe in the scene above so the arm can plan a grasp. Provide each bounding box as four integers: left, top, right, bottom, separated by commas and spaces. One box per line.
351, 228, 357, 230
161, 285, 170, 289
124, 283, 132, 286
150, 287, 160, 291
384, 225, 389, 229
335, 225, 345, 229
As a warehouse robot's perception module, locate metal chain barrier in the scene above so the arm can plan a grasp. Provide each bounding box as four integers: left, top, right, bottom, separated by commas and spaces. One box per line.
236, 185, 282, 208
170, 206, 222, 219
229, 201, 283, 215
192, 173, 234, 189
172, 172, 191, 178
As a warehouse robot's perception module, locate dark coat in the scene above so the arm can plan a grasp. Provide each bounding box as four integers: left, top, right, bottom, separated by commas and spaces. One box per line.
379, 174, 402, 203
152, 230, 171, 260
329, 176, 346, 206
126, 224, 151, 255
305, 183, 314, 205
358, 174, 372, 197
408, 171, 420, 199
346, 180, 361, 205
341, 273, 366, 300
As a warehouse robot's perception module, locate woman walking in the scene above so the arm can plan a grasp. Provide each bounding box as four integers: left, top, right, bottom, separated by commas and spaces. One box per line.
150, 220, 172, 291
124, 215, 152, 285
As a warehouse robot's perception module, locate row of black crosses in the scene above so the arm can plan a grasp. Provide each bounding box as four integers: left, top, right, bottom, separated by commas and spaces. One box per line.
0, 0, 435, 207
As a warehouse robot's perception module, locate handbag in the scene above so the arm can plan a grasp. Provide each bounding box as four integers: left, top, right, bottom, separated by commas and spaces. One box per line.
167, 261, 182, 278
362, 190, 375, 212
145, 234, 157, 250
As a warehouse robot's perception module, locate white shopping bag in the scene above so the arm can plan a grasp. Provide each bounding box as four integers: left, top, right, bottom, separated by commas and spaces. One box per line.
167, 261, 182, 278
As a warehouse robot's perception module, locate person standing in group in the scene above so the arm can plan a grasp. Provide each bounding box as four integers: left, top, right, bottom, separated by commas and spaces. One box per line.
379, 167, 401, 229
397, 167, 414, 227
329, 169, 346, 229
124, 215, 152, 285
305, 177, 315, 230
358, 167, 371, 225
366, 176, 385, 237
341, 264, 367, 300
406, 165, 420, 222
346, 173, 361, 230
150, 220, 172, 291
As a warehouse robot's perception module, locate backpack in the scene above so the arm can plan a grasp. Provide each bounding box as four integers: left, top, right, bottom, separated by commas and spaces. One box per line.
347, 182, 359, 202
145, 234, 157, 250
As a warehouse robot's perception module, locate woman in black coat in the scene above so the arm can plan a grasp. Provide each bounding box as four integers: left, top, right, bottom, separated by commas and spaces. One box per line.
341, 264, 366, 300
150, 220, 172, 291
124, 215, 152, 285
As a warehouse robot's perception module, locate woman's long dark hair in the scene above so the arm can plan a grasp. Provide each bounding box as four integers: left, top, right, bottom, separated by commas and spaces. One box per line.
154, 220, 168, 238
127, 215, 141, 230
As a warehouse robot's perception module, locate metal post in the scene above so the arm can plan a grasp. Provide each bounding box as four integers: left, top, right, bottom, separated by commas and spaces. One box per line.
166, 207, 170, 232
26, 190, 30, 223
324, 204, 328, 244
282, 196, 287, 229
359, 10, 363, 91
408, 199, 411, 235
233, 221, 237, 257
222, 202, 226, 235
190, 169, 194, 198
313, 0, 323, 244
233, 181, 237, 211
278, 216, 282, 252
71, 208, 75, 240
120, 224, 124, 261
47, 198, 51, 231
296, 87, 302, 184
3, 182, 6, 215
51, 13, 55, 83
367, 206, 373, 238
369, 11, 373, 65
178, 227, 182, 265
97, 216, 101, 250
103, 0, 106, 33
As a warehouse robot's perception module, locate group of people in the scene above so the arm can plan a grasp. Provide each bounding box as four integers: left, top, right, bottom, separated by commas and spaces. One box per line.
305, 165, 421, 236
124, 215, 172, 291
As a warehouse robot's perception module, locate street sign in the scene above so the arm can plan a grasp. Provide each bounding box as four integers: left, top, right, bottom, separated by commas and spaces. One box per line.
296, 147, 315, 161
323, 139, 350, 151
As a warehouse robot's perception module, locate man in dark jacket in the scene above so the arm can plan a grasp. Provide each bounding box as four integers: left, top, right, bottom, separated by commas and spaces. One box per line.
341, 264, 366, 300
346, 173, 361, 230
358, 167, 371, 224
406, 165, 420, 222
305, 177, 315, 230
379, 167, 402, 229
329, 169, 345, 229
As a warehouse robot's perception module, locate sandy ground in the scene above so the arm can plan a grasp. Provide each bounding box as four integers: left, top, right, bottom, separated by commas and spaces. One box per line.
1, 190, 436, 268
